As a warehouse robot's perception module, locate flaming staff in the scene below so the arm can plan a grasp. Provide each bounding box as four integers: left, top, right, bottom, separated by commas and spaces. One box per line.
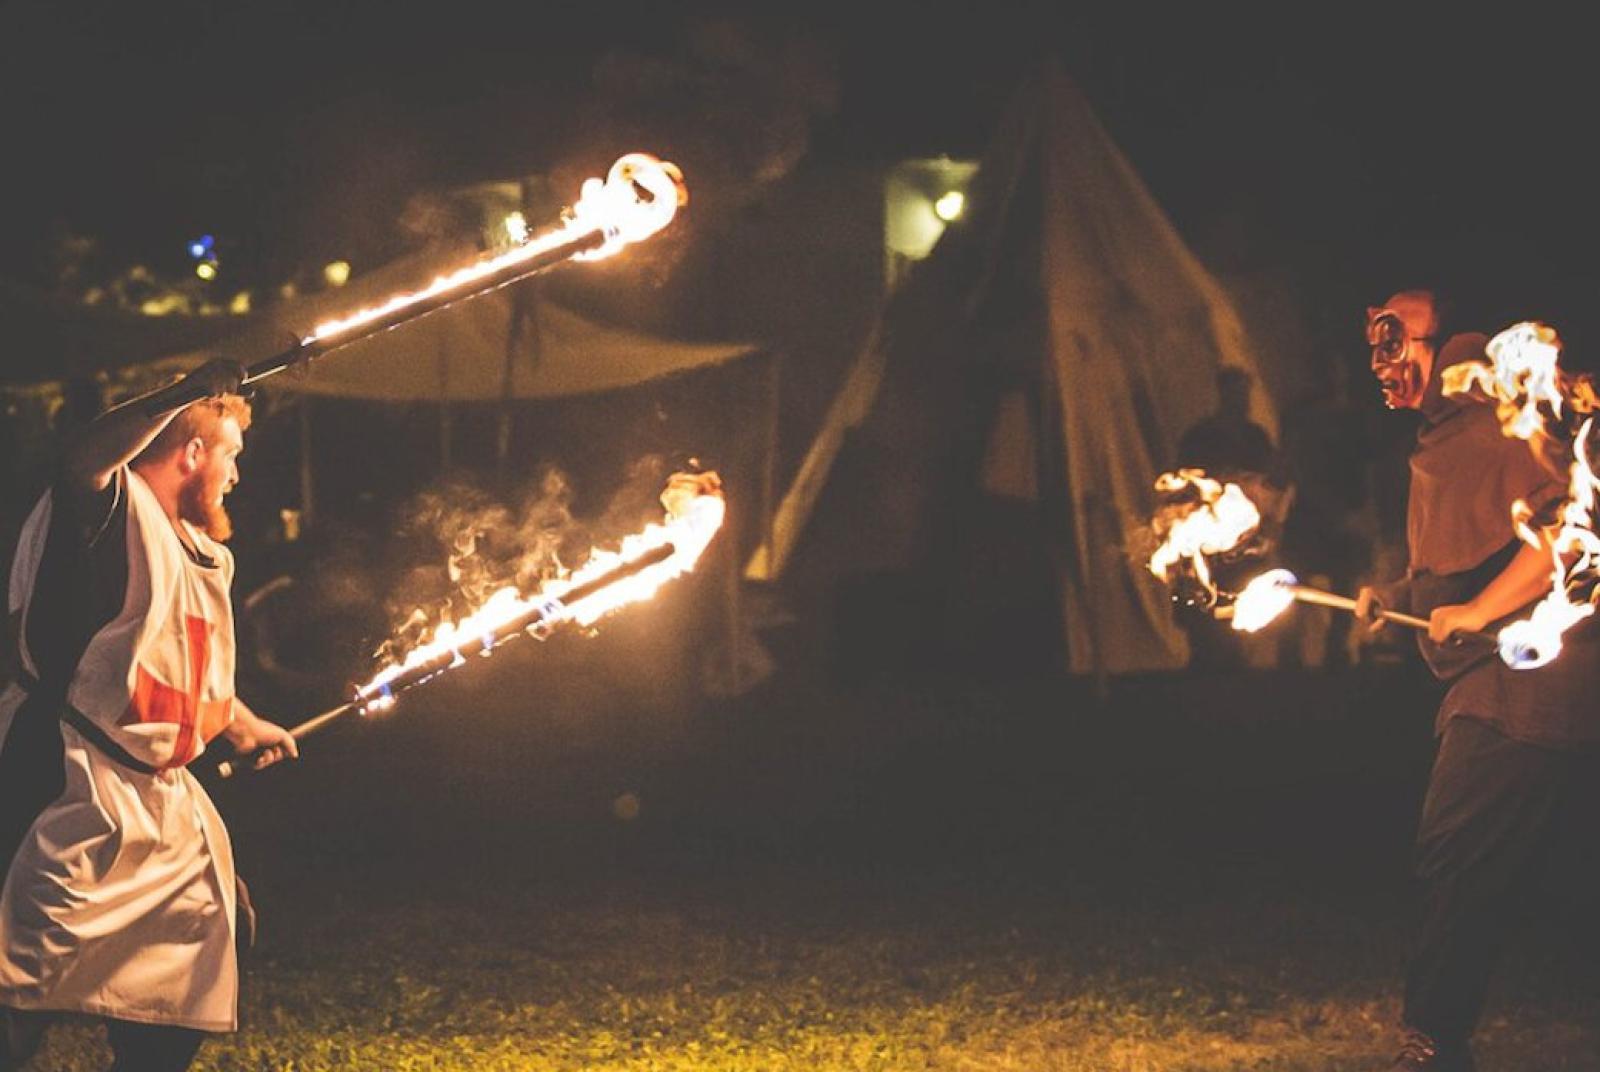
146, 153, 687, 415
1145, 473, 1490, 644
217, 473, 724, 777
1218, 568, 1493, 642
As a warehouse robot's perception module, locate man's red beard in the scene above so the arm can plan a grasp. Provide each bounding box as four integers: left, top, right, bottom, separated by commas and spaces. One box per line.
178, 470, 233, 543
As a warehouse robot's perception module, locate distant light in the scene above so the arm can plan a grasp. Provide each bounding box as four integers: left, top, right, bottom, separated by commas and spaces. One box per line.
140, 294, 185, 316
323, 260, 351, 287
933, 190, 965, 222
229, 290, 252, 315
188, 234, 215, 259
195, 261, 217, 281
503, 211, 529, 244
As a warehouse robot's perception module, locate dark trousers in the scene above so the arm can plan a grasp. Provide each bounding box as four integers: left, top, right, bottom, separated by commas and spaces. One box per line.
1, 1007, 206, 1072
1403, 716, 1600, 1044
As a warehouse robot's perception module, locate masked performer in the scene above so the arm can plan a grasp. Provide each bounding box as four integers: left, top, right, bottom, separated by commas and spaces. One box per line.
1357, 290, 1600, 1071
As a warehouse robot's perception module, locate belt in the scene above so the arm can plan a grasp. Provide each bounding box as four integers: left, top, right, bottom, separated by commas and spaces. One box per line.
14, 668, 161, 776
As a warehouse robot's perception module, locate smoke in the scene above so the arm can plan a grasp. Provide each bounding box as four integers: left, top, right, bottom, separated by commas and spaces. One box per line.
546, 13, 840, 289
376, 455, 677, 664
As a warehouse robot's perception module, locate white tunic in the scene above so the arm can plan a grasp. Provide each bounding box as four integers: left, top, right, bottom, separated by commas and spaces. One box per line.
0, 470, 239, 1031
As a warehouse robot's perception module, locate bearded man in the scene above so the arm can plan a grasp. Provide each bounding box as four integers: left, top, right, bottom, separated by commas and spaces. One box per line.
1357, 290, 1600, 1071
0, 359, 296, 1072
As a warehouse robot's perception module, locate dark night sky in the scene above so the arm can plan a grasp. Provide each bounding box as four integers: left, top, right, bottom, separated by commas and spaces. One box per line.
3, 3, 1599, 335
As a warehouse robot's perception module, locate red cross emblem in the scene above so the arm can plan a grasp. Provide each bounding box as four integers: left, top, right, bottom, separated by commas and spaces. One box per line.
120, 614, 234, 768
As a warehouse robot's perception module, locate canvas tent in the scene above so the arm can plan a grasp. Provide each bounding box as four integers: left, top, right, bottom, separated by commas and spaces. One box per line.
760, 57, 1296, 677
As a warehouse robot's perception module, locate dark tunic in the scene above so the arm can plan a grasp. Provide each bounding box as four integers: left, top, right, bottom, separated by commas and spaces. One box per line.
1399, 333, 1600, 748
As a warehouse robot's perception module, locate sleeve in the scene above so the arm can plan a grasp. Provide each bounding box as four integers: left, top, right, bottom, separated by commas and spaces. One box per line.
50, 468, 123, 552
24, 470, 131, 690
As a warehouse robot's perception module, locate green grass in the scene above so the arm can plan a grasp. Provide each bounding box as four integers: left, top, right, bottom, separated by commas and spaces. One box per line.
19, 666, 1600, 1069
24, 864, 1597, 1071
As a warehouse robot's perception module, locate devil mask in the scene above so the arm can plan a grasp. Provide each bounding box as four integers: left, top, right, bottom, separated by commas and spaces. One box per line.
1367, 302, 1437, 410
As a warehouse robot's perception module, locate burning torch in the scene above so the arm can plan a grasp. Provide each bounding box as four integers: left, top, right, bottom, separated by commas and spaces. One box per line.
216, 472, 725, 777
1144, 470, 1497, 646
1215, 568, 1494, 643
143, 153, 686, 415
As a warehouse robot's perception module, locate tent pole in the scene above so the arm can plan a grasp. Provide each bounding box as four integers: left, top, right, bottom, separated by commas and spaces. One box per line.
439, 401, 452, 472
298, 396, 315, 532
438, 336, 452, 472
497, 180, 536, 487
760, 352, 780, 575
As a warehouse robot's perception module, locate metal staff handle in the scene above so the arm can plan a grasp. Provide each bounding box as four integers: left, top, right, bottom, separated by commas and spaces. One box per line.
214, 701, 354, 779
1284, 586, 1429, 630
1286, 585, 1496, 642
216, 541, 678, 778
143, 228, 609, 417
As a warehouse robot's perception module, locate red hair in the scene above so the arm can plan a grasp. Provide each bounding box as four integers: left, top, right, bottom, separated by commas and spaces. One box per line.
134, 395, 253, 466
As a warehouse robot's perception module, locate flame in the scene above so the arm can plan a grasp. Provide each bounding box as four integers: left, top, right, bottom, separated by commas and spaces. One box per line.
1441, 322, 1600, 669
568, 153, 688, 261
305, 153, 686, 346
355, 473, 724, 710
1441, 321, 1567, 440
1495, 420, 1600, 669
1230, 569, 1299, 632
1147, 469, 1263, 599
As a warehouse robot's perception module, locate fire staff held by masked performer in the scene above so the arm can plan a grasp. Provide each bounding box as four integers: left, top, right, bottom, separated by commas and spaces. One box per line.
0, 359, 297, 1072
1355, 289, 1600, 1072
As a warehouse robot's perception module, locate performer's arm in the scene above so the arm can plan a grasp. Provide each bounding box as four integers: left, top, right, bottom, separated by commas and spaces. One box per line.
1427, 541, 1563, 643
61, 359, 245, 492
220, 697, 300, 770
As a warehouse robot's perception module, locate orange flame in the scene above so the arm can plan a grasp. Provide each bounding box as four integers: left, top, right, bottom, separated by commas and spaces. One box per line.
1147, 469, 1263, 598
356, 472, 724, 710
306, 153, 686, 346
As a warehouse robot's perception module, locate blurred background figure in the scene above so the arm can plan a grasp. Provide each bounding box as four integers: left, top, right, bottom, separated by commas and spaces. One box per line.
1177, 366, 1280, 481
1278, 349, 1378, 669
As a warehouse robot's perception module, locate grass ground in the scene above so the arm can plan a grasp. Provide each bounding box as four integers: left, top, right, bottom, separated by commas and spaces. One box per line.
19, 654, 1600, 1070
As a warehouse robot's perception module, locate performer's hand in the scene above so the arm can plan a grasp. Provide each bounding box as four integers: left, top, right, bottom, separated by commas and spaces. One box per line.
181, 356, 247, 399
1428, 602, 1489, 645
1354, 586, 1387, 633
222, 709, 300, 769
246, 721, 299, 771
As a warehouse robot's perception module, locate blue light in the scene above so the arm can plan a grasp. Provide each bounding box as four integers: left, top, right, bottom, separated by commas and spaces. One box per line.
188, 234, 215, 259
